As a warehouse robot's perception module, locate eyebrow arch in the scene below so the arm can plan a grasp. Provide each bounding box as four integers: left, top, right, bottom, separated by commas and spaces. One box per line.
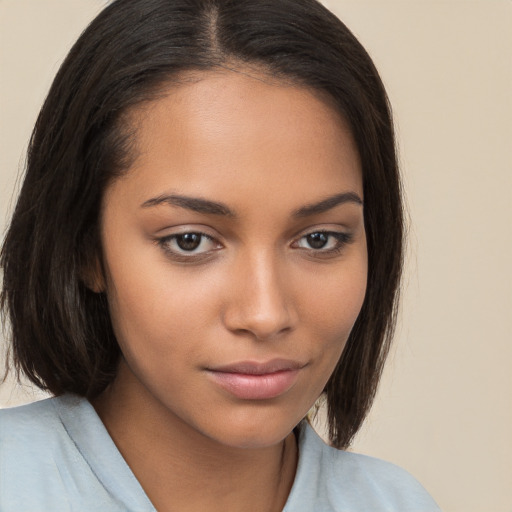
141, 194, 235, 216
141, 191, 362, 218
293, 192, 363, 217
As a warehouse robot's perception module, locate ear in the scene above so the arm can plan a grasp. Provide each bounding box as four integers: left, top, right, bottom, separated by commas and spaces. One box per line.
81, 255, 106, 294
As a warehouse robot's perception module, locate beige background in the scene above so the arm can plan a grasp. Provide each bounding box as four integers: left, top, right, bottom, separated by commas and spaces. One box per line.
1, 1, 511, 511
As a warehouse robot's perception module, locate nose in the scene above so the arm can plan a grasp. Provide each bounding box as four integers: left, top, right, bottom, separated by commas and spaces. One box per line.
222, 250, 297, 341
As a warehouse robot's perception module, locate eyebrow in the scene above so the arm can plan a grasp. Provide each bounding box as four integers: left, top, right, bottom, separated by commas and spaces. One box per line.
292, 192, 363, 217
141, 191, 362, 218
141, 194, 235, 216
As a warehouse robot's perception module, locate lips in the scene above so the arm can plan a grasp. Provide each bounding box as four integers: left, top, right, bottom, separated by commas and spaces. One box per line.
206, 359, 304, 400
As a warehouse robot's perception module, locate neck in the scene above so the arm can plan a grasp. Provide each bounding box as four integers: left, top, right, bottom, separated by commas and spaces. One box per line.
92, 362, 298, 512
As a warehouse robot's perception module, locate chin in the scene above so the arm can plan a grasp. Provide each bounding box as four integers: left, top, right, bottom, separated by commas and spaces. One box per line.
200, 408, 303, 450
215, 429, 293, 450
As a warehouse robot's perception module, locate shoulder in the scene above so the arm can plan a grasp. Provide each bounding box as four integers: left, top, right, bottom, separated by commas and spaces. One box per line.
324, 447, 440, 511
0, 395, 140, 512
1, 395, 67, 446
1, 397, 67, 509
0, 394, 89, 447
284, 422, 441, 512
0, 396, 81, 507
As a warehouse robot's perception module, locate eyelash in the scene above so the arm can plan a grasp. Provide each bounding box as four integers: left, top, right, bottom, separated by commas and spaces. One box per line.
156, 230, 353, 262
292, 231, 353, 258
156, 232, 221, 262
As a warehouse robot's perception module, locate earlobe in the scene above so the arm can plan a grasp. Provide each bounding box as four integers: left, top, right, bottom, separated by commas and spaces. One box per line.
81, 257, 106, 294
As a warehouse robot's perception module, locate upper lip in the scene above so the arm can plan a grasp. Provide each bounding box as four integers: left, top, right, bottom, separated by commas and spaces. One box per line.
208, 359, 305, 375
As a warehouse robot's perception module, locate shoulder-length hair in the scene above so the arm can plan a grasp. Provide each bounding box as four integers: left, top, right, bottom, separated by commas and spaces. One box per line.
1, 0, 403, 449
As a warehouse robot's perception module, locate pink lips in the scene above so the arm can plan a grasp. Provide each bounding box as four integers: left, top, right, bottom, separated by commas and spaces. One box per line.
206, 359, 303, 400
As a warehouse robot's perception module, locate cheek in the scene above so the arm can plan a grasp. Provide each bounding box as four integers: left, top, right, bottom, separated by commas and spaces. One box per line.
303, 255, 367, 338
104, 253, 222, 363
301, 250, 367, 376
289, 267, 367, 414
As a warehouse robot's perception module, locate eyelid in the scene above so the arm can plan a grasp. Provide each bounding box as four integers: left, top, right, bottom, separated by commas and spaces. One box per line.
291, 228, 354, 255
292, 225, 353, 242
153, 223, 221, 238
153, 225, 354, 263
155, 228, 224, 261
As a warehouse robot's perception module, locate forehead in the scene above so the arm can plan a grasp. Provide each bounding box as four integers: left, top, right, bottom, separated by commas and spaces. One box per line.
106, 69, 362, 213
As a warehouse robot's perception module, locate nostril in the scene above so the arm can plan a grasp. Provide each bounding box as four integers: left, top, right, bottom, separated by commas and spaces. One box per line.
222, 292, 296, 340
224, 310, 294, 341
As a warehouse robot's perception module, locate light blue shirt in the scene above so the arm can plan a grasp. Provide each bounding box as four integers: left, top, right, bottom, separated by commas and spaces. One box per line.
0, 395, 440, 511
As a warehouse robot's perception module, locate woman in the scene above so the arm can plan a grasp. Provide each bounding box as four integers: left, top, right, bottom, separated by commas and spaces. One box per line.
0, 0, 440, 510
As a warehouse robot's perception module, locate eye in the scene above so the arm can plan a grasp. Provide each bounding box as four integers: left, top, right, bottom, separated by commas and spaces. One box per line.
158, 232, 221, 258
294, 231, 353, 253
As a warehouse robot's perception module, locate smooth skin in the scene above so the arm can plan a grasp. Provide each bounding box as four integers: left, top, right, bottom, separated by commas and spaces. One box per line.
92, 69, 367, 512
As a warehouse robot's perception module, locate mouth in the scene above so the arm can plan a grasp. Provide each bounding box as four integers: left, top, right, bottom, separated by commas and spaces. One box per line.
205, 359, 305, 400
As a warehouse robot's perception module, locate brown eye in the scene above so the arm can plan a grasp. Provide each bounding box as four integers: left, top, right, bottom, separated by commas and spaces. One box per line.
306, 232, 329, 249
294, 231, 353, 253
176, 233, 202, 251
157, 231, 221, 259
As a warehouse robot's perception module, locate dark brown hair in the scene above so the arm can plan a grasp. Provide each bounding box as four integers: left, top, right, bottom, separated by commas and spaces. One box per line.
1, 0, 403, 449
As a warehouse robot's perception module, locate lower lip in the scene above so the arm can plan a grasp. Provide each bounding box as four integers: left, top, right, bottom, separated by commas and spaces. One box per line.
207, 369, 300, 400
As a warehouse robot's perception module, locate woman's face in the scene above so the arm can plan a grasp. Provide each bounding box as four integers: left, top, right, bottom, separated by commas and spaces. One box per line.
99, 70, 367, 449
